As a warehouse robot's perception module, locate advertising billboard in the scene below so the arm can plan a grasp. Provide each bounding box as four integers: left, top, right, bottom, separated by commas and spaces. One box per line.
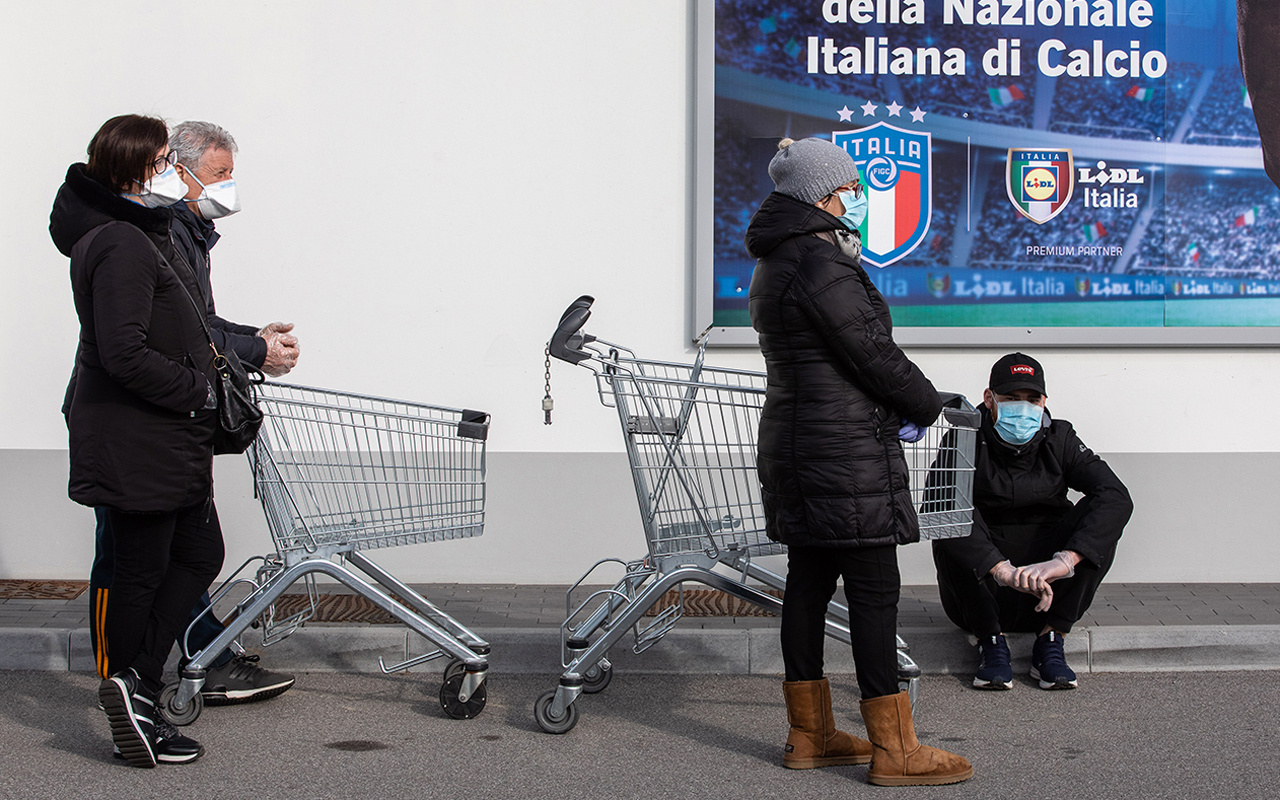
695, 0, 1280, 345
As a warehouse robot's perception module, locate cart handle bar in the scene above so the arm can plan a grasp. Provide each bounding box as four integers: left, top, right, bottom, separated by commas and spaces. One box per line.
938, 392, 981, 428
549, 295, 597, 365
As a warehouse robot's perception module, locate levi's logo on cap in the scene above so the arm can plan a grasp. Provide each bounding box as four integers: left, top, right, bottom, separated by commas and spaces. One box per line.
990, 352, 1045, 393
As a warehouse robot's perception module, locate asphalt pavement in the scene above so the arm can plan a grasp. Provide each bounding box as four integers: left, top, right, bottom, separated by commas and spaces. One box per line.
0, 670, 1275, 800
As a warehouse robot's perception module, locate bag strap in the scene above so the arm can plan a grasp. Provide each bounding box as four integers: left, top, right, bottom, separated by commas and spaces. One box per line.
69, 221, 119, 265
162, 232, 222, 355
71, 219, 216, 350
128, 223, 225, 362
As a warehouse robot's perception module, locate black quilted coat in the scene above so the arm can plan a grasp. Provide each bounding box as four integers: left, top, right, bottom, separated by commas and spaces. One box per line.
50, 163, 217, 512
746, 192, 942, 548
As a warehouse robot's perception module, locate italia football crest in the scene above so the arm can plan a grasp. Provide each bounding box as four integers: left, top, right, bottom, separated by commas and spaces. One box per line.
1006, 148, 1074, 224
833, 123, 932, 267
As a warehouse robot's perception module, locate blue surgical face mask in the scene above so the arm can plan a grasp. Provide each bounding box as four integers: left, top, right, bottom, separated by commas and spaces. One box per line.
994, 400, 1044, 445
835, 186, 868, 231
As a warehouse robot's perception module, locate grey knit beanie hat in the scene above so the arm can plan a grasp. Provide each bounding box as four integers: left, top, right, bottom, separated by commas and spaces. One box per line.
767, 137, 862, 204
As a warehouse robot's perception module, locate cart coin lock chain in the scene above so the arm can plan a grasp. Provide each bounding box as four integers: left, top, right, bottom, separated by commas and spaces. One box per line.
543, 343, 554, 425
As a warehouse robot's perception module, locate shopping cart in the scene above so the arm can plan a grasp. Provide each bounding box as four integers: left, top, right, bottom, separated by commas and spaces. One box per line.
532, 296, 979, 734
158, 383, 493, 725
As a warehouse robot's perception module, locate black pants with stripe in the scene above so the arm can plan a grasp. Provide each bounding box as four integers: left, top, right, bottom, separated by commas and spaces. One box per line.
780, 544, 901, 699
92, 503, 224, 689
90, 510, 233, 679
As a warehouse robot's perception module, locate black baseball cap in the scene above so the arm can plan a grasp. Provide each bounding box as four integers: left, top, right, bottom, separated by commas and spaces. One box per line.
989, 352, 1046, 395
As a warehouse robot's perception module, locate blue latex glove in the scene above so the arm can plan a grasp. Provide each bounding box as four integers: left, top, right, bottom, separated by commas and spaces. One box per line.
898, 420, 927, 443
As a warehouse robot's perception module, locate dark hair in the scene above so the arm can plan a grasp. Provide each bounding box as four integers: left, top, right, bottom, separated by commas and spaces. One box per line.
85, 114, 169, 191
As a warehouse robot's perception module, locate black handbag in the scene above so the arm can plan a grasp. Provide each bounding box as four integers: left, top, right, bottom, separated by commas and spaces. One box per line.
163, 238, 265, 454
208, 340, 264, 454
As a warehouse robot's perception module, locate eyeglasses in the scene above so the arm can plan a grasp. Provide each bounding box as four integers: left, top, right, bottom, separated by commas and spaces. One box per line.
825, 182, 863, 202
150, 151, 178, 174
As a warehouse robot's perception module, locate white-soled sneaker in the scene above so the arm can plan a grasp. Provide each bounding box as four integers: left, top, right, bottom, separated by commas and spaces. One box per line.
1030, 631, 1079, 690
99, 669, 156, 768
201, 653, 296, 705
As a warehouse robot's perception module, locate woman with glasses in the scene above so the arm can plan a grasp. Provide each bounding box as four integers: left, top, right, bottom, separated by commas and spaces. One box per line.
745, 137, 971, 786
50, 114, 222, 767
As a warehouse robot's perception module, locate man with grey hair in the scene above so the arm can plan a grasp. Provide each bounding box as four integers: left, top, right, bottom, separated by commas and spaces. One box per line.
169, 120, 298, 376
88, 122, 298, 734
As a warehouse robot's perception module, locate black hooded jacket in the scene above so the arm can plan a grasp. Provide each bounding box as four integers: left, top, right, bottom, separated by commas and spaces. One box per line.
746, 192, 942, 548
935, 404, 1133, 577
50, 163, 218, 512
169, 203, 267, 368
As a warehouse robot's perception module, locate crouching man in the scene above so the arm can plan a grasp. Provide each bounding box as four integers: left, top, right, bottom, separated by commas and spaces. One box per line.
933, 353, 1132, 690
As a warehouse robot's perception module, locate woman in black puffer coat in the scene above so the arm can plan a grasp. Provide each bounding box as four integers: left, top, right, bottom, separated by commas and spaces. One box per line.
746, 137, 970, 786
50, 114, 220, 768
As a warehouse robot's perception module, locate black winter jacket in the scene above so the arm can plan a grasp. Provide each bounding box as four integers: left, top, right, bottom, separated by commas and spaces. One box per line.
170, 204, 267, 368
50, 163, 218, 512
935, 405, 1132, 576
746, 192, 942, 548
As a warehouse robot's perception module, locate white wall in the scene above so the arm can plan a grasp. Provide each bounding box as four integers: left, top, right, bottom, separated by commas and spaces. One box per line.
2, 1, 1278, 584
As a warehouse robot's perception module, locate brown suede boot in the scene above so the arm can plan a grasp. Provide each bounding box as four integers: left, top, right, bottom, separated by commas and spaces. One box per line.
859, 691, 974, 786
782, 678, 872, 768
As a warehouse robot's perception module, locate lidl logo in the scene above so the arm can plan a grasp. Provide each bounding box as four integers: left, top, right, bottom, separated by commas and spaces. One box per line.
1006, 148, 1074, 224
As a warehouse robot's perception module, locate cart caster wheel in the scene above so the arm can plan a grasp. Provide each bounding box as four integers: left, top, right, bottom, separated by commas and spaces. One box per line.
581, 661, 612, 694
533, 689, 579, 734
439, 673, 486, 719
443, 658, 466, 683
158, 683, 203, 727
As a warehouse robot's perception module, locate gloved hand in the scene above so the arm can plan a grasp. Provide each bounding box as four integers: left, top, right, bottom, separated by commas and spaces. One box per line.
991, 559, 1054, 613
898, 420, 927, 442
260, 322, 300, 377
1014, 551, 1078, 587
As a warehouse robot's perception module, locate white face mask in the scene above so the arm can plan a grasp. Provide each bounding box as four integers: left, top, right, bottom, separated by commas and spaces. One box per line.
183, 166, 241, 219
124, 164, 189, 208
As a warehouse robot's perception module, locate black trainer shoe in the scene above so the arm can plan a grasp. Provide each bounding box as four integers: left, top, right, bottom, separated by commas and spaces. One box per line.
1030, 631, 1079, 690
973, 633, 1013, 690
113, 718, 203, 765
152, 718, 204, 763
201, 653, 296, 705
99, 668, 156, 768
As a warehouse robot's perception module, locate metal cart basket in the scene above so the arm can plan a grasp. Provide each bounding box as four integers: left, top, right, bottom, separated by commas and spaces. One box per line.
160, 382, 493, 725
533, 297, 979, 733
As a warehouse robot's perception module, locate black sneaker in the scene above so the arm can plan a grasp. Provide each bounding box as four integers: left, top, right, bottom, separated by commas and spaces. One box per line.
201, 653, 296, 705
113, 719, 203, 765
152, 718, 204, 763
99, 668, 156, 768
1030, 631, 1079, 690
973, 633, 1013, 690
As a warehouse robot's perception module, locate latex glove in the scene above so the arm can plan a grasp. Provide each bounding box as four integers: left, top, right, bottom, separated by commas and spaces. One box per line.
1015, 552, 1077, 588
261, 325, 300, 377
898, 420, 927, 443
258, 321, 298, 347
991, 559, 1055, 613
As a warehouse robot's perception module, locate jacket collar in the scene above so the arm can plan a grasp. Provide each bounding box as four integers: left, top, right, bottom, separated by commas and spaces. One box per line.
744, 192, 845, 259
171, 201, 220, 252
64, 163, 171, 234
